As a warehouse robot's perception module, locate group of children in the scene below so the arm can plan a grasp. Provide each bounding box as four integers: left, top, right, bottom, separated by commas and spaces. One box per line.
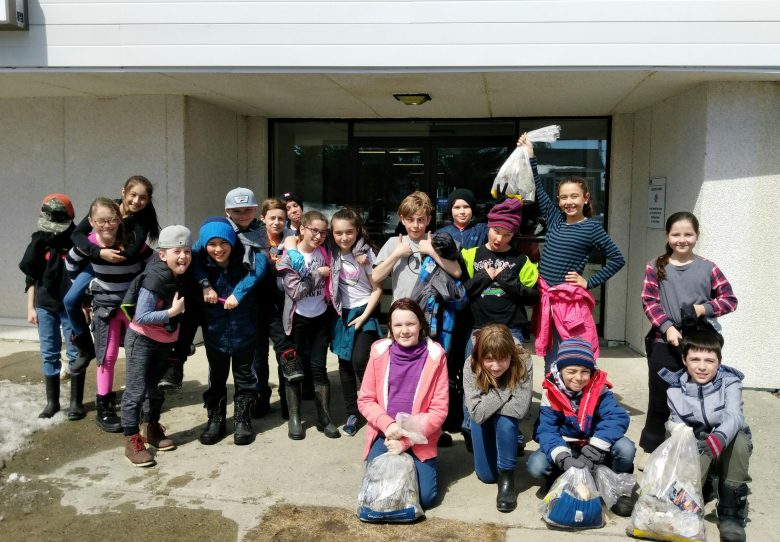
20, 133, 749, 541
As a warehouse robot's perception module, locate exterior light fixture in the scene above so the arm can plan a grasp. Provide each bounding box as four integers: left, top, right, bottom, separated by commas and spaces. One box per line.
393, 93, 431, 106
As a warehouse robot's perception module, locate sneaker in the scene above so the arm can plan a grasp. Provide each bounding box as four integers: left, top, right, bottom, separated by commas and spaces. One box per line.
158, 361, 183, 391
124, 434, 155, 467
142, 422, 176, 451
342, 415, 360, 437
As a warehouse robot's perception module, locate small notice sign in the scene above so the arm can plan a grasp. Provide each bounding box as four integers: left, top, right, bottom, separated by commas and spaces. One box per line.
648, 177, 666, 229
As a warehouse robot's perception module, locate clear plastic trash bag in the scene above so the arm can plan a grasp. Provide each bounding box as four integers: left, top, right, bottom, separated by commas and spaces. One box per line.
491, 125, 561, 202
540, 466, 604, 530
627, 423, 705, 541
594, 465, 636, 510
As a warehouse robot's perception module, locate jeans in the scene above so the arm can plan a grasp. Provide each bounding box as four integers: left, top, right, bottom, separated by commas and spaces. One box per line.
366, 437, 438, 509
526, 436, 637, 479
471, 414, 520, 483
36, 307, 78, 377
63, 267, 94, 336
462, 327, 525, 449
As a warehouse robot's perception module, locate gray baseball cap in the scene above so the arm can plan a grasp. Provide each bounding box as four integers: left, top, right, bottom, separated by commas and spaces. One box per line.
225, 187, 258, 209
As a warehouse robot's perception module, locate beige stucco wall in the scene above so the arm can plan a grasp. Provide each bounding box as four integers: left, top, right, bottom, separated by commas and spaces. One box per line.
621, 82, 780, 387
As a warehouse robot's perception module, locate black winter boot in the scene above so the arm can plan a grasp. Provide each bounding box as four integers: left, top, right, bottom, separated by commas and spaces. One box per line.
717, 482, 748, 542
496, 469, 517, 512
158, 358, 184, 391
285, 382, 304, 440
70, 332, 96, 373
39, 375, 61, 418
67, 371, 87, 420
95, 391, 122, 432
199, 397, 227, 445
250, 393, 271, 418
233, 396, 255, 446
314, 384, 340, 439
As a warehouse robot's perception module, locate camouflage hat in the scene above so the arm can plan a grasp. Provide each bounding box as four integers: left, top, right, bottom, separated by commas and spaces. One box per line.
38, 193, 75, 234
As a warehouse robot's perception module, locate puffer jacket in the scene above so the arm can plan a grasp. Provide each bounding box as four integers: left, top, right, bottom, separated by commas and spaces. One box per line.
534, 277, 599, 360
661, 365, 748, 448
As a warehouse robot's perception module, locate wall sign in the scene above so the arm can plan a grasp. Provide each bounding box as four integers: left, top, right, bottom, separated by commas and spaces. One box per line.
648, 176, 666, 229
1, 0, 27, 30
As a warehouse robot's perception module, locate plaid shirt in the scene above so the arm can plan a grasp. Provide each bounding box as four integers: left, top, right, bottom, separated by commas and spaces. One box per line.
641, 258, 737, 337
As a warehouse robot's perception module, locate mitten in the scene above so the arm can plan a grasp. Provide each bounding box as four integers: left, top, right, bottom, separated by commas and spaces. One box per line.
580, 444, 607, 466
555, 453, 587, 471
697, 433, 725, 460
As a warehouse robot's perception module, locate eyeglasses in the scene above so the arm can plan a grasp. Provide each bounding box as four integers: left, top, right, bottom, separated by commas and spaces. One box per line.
93, 217, 120, 226
304, 226, 328, 238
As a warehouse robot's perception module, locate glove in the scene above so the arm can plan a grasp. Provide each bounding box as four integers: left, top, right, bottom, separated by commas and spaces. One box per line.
555, 453, 588, 471
580, 444, 607, 466
697, 433, 725, 460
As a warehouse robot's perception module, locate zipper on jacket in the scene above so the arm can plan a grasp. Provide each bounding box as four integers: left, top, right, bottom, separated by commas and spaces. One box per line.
698, 386, 711, 430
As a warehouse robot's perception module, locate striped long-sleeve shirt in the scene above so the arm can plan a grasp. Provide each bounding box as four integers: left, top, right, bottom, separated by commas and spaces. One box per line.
641, 256, 737, 336
532, 157, 625, 289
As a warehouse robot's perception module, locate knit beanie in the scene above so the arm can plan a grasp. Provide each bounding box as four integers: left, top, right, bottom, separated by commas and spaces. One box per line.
487, 199, 523, 233
555, 337, 597, 372
281, 191, 304, 209
447, 188, 477, 215
198, 217, 236, 247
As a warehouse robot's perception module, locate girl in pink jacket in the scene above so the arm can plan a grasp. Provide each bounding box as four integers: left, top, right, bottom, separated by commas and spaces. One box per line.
358, 298, 449, 509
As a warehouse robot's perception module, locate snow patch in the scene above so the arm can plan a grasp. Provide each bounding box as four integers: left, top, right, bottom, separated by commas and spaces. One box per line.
0, 380, 66, 464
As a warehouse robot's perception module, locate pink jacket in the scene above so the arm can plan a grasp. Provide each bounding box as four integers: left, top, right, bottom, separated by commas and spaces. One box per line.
534, 277, 599, 360
358, 338, 449, 462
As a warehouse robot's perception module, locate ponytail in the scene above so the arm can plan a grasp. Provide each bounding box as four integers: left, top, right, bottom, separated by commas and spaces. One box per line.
655, 243, 674, 281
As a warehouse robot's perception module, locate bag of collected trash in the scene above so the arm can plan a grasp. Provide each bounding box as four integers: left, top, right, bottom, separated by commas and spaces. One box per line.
356, 413, 429, 522
540, 466, 604, 529
491, 125, 561, 202
627, 423, 705, 541
594, 465, 636, 510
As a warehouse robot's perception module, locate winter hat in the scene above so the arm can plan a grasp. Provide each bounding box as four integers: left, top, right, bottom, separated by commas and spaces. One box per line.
555, 337, 597, 372
158, 225, 192, 249
38, 193, 75, 234
225, 187, 258, 209
199, 217, 236, 247
487, 199, 523, 233
281, 191, 304, 209
447, 188, 476, 214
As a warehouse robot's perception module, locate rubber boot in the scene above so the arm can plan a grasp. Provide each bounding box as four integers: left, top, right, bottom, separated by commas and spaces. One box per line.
717, 482, 748, 542
67, 371, 87, 420
95, 391, 122, 432
496, 469, 517, 512
233, 396, 255, 446
199, 397, 227, 445
285, 381, 305, 440
39, 374, 61, 418
314, 384, 340, 439
70, 332, 96, 373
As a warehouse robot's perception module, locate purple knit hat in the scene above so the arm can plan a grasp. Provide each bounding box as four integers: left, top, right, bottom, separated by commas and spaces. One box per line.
487, 199, 523, 233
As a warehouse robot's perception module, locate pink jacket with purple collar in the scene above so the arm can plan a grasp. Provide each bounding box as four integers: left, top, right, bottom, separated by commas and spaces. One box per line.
534, 277, 599, 360
358, 338, 449, 462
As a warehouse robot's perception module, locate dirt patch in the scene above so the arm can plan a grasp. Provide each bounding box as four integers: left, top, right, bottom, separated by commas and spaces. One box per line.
243, 504, 507, 542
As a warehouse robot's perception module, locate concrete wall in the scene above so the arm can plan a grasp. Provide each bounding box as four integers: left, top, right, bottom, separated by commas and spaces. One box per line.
622, 82, 780, 387
1, 1, 778, 68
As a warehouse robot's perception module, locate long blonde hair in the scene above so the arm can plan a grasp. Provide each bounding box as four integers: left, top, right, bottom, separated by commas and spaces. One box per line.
470, 324, 529, 393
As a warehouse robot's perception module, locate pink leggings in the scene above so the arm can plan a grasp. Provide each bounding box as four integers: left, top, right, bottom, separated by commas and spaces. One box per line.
96, 311, 129, 396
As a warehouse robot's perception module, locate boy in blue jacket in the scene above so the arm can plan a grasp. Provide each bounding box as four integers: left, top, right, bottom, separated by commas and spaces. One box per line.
662, 330, 751, 542
195, 218, 267, 446
528, 337, 636, 515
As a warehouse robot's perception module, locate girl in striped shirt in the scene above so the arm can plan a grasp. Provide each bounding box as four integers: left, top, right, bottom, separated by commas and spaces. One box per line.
517, 134, 625, 374
66, 197, 153, 430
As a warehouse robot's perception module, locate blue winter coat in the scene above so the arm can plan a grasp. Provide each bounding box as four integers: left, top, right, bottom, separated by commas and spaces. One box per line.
534, 370, 630, 463
436, 222, 488, 250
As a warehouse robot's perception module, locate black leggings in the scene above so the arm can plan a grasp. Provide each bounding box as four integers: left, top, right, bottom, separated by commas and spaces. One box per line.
640, 331, 684, 453
339, 328, 379, 417
289, 311, 331, 386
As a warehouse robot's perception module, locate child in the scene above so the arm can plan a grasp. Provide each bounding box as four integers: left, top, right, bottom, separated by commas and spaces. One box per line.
527, 338, 636, 516
328, 208, 382, 436
662, 330, 751, 542
119, 225, 191, 467
66, 197, 153, 430
463, 324, 533, 513
436, 188, 488, 250
518, 135, 625, 373
639, 211, 737, 459
19, 194, 79, 419
195, 218, 266, 446
276, 210, 339, 440
66, 176, 160, 371
281, 191, 304, 234
357, 298, 449, 510
373, 191, 461, 301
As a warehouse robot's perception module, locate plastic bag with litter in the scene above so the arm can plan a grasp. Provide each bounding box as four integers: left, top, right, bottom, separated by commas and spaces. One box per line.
540, 466, 604, 530
491, 125, 561, 202
594, 465, 636, 510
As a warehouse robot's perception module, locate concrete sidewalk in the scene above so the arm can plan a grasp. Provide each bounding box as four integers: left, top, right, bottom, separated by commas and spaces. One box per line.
0, 329, 777, 541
